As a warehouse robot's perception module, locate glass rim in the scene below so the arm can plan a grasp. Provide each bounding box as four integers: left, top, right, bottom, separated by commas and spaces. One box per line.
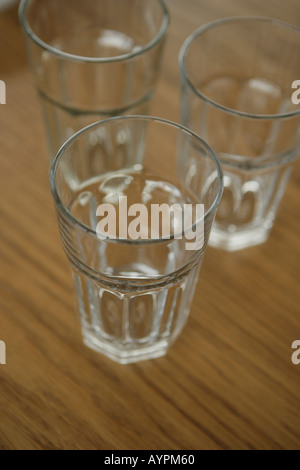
19, 0, 170, 64
179, 16, 300, 120
49, 115, 224, 245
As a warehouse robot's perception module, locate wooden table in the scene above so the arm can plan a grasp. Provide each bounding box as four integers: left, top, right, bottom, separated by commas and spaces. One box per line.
0, 0, 300, 450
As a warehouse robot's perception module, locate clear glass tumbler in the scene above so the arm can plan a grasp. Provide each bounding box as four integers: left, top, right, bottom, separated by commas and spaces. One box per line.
19, 0, 169, 162
180, 17, 300, 251
50, 116, 223, 364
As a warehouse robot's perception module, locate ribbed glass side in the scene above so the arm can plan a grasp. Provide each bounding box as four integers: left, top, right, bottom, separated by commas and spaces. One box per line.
73, 264, 200, 364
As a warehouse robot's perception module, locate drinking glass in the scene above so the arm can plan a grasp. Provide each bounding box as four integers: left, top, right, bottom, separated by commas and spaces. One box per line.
50, 116, 223, 364
180, 17, 300, 251
19, 0, 169, 162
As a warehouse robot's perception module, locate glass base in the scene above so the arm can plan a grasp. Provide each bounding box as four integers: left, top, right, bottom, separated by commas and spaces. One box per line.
209, 226, 271, 251
83, 330, 169, 364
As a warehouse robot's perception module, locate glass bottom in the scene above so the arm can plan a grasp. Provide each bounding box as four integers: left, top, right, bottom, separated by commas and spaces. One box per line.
74, 263, 201, 364
83, 328, 169, 364
209, 225, 271, 251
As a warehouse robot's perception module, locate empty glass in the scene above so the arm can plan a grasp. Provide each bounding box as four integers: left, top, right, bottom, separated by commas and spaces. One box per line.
180, 17, 300, 251
50, 116, 223, 364
19, 0, 169, 162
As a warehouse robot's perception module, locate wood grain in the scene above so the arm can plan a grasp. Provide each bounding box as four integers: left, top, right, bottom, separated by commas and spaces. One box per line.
0, 0, 300, 450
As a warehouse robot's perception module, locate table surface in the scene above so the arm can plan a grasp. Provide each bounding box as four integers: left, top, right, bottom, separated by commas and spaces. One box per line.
0, 0, 300, 450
